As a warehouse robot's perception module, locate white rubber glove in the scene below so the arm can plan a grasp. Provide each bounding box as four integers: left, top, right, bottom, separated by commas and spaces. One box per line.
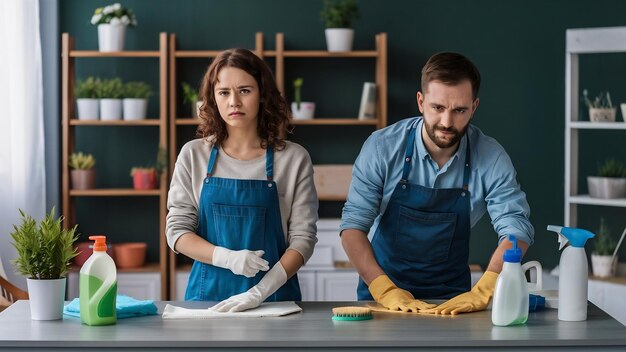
212, 246, 269, 278
209, 262, 288, 312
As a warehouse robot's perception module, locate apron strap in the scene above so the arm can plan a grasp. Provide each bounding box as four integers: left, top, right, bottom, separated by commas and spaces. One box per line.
206, 145, 219, 178
462, 137, 471, 190
266, 147, 274, 181
401, 126, 417, 182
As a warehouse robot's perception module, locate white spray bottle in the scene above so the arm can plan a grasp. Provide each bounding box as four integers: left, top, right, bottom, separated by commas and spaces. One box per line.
547, 225, 595, 321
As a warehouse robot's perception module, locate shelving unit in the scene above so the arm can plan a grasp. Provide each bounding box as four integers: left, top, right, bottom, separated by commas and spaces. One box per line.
61, 33, 169, 299
167, 32, 387, 299
565, 27, 626, 227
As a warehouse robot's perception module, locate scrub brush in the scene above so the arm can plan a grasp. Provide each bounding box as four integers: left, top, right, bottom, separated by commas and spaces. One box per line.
331, 306, 373, 321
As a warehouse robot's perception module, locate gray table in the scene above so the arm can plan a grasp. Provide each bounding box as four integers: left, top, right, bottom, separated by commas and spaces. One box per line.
1, 300, 625, 351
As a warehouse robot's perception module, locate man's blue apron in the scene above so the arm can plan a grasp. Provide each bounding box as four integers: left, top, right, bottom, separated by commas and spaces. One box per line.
185, 145, 301, 301
357, 122, 472, 300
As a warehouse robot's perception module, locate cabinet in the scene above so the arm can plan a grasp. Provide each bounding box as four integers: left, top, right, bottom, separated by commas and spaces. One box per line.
565, 27, 626, 227
167, 32, 387, 299
61, 33, 169, 299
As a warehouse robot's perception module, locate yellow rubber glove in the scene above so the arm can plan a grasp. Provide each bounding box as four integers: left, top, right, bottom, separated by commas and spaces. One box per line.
369, 275, 436, 312
420, 271, 499, 315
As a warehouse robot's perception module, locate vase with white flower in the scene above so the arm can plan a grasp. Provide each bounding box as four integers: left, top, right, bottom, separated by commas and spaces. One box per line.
91, 3, 137, 52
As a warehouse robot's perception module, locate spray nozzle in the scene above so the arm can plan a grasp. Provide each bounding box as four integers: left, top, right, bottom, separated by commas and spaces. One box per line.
503, 235, 522, 263
546, 225, 594, 249
89, 235, 108, 252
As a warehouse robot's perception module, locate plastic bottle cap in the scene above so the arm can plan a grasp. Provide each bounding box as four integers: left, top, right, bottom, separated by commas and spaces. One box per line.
89, 235, 107, 252
503, 235, 522, 263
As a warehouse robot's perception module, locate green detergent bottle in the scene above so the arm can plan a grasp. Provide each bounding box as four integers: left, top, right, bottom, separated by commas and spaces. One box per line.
79, 235, 117, 325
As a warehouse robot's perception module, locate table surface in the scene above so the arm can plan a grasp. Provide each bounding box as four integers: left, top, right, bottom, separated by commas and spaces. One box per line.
1, 300, 625, 350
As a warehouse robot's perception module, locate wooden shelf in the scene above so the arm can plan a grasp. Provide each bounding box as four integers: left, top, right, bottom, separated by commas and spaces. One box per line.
69, 188, 162, 197
69, 50, 160, 58
282, 50, 378, 58
70, 262, 161, 273
70, 119, 161, 126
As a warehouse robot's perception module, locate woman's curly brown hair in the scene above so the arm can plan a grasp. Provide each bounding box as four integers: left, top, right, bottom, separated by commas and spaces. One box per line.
196, 48, 293, 150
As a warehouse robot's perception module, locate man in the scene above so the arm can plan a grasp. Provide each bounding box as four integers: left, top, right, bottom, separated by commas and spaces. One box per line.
340, 52, 534, 315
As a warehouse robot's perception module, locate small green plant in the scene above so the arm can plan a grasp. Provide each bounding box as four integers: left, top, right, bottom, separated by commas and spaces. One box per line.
293, 78, 303, 109
597, 158, 626, 178
582, 89, 613, 109
181, 82, 199, 105
68, 152, 95, 170
123, 81, 152, 99
320, 0, 359, 28
593, 218, 616, 256
97, 78, 124, 99
10, 208, 79, 279
74, 77, 101, 99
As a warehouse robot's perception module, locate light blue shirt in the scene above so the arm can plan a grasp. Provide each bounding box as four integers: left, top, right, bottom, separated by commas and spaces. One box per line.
341, 117, 534, 245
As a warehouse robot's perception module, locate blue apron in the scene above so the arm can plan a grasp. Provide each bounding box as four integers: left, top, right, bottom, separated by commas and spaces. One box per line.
357, 123, 472, 300
185, 145, 301, 301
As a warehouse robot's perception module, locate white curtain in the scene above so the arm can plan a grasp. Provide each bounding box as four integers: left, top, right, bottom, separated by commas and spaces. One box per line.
0, 0, 45, 289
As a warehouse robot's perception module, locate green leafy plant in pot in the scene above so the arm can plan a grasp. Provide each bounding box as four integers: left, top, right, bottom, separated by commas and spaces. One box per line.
591, 218, 618, 278
97, 77, 124, 120
582, 89, 616, 122
587, 158, 626, 199
291, 78, 315, 120
181, 82, 201, 118
320, 0, 359, 52
130, 145, 167, 190
75, 76, 101, 120
10, 208, 79, 320
69, 151, 96, 190
122, 81, 152, 120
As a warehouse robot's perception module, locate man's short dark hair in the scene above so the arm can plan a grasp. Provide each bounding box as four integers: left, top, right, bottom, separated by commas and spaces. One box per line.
421, 52, 481, 99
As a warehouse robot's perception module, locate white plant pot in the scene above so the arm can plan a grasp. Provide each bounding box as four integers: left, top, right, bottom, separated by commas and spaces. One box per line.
76, 98, 99, 120
123, 98, 148, 120
100, 99, 123, 120
620, 103, 626, 122
291, 102, 316, 120
589, 107, 616, 122
587, 176, 626, 198
97, 24, 126, 52
192, 100, 203, 118
27, 278, 66, 320
325, 28, 354, 52
591, 254, 618, 278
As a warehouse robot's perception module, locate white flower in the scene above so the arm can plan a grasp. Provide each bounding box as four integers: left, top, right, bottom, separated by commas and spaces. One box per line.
109, 17, 121, 26
103, 5, 113, 15
91, 14, 102, 25
112, 3, 121, 10
120, 15, 130, 26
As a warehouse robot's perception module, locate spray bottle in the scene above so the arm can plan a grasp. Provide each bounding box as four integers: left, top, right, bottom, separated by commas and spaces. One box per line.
547, 225, 594, 321
79, 235, 117, 325
492, 235, 529, 326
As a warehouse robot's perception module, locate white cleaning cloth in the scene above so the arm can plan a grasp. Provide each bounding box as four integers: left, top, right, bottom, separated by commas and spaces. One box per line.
162, 301, 302, 320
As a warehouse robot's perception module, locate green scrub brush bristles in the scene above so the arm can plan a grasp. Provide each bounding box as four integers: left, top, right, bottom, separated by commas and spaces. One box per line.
331, 306, 373, 321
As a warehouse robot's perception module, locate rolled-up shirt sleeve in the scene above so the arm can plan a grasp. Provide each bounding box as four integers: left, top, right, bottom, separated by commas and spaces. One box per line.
341, 133, 385, 234
484, 151, 534, 246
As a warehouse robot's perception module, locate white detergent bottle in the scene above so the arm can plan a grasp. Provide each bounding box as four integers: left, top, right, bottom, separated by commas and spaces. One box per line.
492, 235, 529, 326
547, 225, 595, 321
79, 235, 117, 325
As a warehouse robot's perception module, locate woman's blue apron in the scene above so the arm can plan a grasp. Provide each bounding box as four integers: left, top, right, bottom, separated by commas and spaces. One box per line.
185, 145, 301, 301
358, 123, 472, 300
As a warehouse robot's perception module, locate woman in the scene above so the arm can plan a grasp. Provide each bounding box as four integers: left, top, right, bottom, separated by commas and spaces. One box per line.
166, 48, 318, 312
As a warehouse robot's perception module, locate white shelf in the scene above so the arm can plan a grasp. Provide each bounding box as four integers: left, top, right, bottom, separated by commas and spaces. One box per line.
568, 195, 626, 207
569, 121, 626, 130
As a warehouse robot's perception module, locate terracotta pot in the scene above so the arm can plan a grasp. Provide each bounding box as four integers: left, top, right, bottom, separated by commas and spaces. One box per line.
70, 169, 96, 189
114, 242, 147, 268
132, 169, 158, 190
74, 241, 115, 267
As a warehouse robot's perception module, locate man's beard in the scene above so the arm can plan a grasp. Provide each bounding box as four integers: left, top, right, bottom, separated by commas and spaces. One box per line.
424, 119, 468, 149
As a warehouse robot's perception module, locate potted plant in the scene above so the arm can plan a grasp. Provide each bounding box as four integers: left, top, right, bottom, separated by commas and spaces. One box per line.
97, 77, 124, 120
91, 3, 137, 52
181, 82, 201, 118
10, 208, 78, 320
591, 218, 618, 278
130, 146, 167, 190
75, 77, 101, 120
69, 152, 96, 189
587, 158, 626, 199
291, 78, 315, 120
320, 0, 359, 52
582, 89, 616, 122
122, 81, 152, 120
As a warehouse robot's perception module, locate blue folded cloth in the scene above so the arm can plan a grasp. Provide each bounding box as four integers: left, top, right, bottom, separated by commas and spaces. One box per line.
63, 294, 158, 319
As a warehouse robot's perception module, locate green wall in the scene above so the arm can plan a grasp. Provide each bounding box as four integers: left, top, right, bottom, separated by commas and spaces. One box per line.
59, 0, 626, 270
